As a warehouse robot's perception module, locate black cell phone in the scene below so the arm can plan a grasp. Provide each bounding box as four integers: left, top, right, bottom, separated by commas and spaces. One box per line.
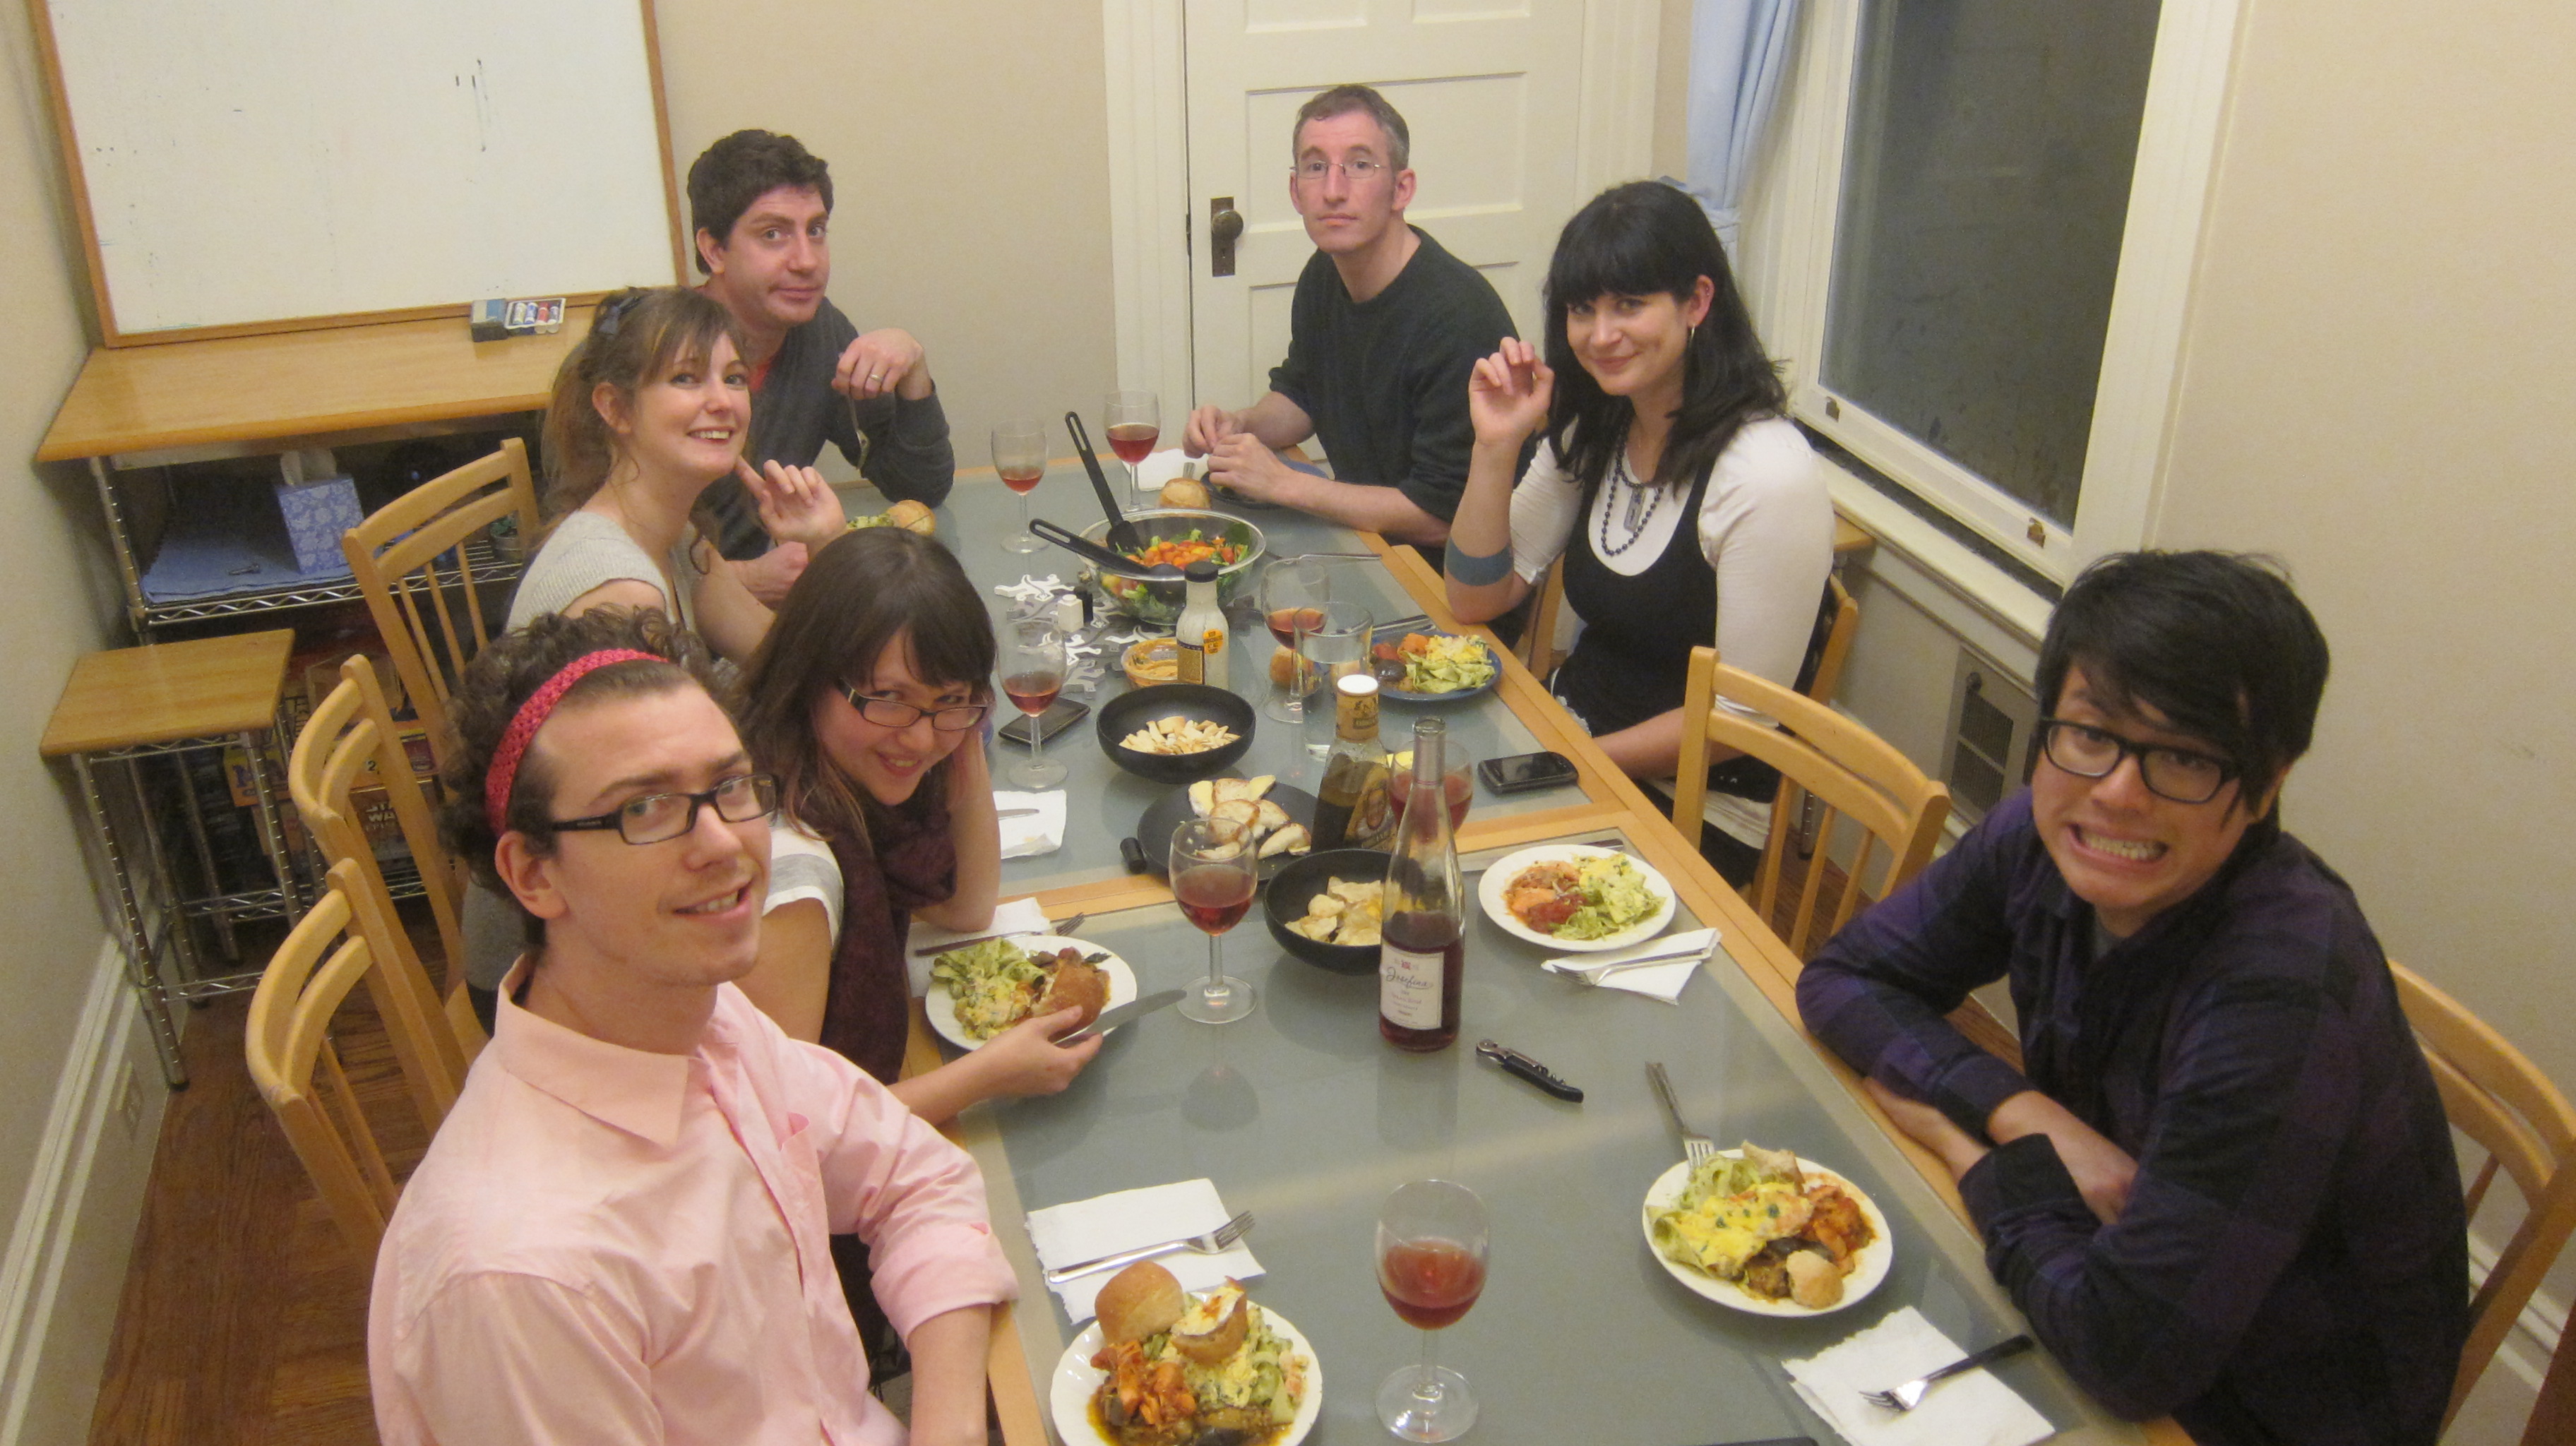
998, 698, 1090, 746
1477, 749, 1579, 795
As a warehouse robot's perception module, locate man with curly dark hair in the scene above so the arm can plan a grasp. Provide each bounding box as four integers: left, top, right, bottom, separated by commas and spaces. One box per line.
369, 608, 1010, 1446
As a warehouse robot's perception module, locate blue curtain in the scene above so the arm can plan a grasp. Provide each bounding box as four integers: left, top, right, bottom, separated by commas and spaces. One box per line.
1678, 0, 1803, 261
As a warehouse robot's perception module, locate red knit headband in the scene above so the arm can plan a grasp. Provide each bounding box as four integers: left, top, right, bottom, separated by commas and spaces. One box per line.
483, 649, 662, 835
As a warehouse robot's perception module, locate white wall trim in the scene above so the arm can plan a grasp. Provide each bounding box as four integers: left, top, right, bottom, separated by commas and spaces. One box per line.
1102, 0, 1661, 413
0, 940, 160, 1446
1100, 0, 1195, 407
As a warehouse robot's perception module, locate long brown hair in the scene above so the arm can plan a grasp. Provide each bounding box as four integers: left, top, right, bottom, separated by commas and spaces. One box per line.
539, 286, 742, 518
737, 528, 996, 853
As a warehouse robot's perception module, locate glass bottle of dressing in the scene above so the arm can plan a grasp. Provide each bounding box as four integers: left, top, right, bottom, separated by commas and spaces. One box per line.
1173, 559, 1228, 689
1380, 717, 1463, 1051
1312, 673, 1393, 850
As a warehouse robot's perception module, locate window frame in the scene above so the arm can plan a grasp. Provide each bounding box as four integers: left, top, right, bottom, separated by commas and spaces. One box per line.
1739, 0, 2245, 587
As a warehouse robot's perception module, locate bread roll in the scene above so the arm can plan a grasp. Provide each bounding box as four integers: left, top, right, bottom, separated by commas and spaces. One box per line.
886, 499, 936, 534
1268, 646, 1297, 688
1159, 477, 1211, 510
1169, 1284, 1249, 1364
1095, 1260, 1186, 1345
1039, 957, 1108, 1032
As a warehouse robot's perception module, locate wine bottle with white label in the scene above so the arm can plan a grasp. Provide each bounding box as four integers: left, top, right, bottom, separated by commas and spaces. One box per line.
1380, 717, 1463, 1051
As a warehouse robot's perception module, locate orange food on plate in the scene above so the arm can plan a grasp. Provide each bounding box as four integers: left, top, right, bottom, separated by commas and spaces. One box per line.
1503, 860, 1583, 933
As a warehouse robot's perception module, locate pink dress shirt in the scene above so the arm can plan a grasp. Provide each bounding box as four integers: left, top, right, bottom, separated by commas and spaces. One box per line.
368, 968, 1016, 1445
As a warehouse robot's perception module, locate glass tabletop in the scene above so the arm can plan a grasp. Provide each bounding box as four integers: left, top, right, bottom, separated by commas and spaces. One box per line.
953, 827, 2142, 1445
926, 470, 1565, 895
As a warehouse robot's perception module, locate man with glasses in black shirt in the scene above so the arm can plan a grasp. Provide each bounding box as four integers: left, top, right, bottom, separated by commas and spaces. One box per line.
1799, 551, 2465, 1445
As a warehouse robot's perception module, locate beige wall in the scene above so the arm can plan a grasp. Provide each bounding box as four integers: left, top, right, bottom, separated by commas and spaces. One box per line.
1652, 0, 1695, 179
0, 0, 169, 1434
2154, 0, 2576, 1097
653, 0, 1119, 475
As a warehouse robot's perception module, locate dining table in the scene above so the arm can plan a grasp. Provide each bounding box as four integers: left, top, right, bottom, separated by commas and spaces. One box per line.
892, 460, 2183, 1446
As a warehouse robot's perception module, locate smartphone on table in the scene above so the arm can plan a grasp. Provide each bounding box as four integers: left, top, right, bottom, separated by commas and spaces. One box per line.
1477, 750, 1579, 796
998, 698, 1090, 746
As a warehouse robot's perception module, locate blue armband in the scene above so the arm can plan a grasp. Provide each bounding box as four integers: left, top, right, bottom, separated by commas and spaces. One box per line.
1445, 543, 1515, 587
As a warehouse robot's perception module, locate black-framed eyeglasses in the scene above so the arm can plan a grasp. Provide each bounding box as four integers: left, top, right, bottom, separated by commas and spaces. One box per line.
1292, 157, 1386, 186
2037, 719, 2237, 805
841, 686, 990, 733
544, 773, 780, 844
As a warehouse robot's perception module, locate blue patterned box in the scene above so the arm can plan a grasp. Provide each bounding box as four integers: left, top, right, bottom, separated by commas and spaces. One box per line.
273, 474, 363, 575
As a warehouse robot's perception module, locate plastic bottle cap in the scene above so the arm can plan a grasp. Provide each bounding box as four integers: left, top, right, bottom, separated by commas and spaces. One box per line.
1337, 672, 1379, 698
1184, 559, 1220, 582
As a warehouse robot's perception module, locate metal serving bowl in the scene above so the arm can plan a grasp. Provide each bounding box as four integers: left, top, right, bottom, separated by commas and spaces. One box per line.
1078, 510, 1267, 626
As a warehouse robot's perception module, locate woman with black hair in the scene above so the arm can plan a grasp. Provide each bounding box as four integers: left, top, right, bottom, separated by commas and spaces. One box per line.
1444, 180, 1832, 878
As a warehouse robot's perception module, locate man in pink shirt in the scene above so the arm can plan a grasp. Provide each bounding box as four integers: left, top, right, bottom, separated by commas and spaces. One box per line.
369, 609, 1013, 1445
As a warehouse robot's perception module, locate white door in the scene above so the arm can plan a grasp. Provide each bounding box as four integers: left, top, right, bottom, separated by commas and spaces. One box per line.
1182, 0, 1593, 429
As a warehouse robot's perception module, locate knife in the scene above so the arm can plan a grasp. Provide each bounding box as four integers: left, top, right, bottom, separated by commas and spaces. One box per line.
1056, 988, 1185, 1044
1477, 1039, 1585, 1102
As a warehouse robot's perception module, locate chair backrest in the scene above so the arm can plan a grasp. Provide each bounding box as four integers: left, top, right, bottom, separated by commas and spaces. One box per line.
288, 655, 479, 1088
1801, 574, 1859, 706
1517, 561, 1566, 675
244, 860, 458, 1261
1672, 647, 1949, 957
2385, 961, 2576, 1430
343, 437, 539, 768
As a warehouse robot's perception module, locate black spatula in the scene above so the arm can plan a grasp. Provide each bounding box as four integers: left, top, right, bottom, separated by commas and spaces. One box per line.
1029, 518, 1181, 580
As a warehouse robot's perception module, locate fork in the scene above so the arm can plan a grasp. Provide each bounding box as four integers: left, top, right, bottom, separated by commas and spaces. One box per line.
1646, 1061, 1716, 1165
1043, 1209, 1255, 1285
1861, 1334, 2035, 1411
1561, 938, 1715, 988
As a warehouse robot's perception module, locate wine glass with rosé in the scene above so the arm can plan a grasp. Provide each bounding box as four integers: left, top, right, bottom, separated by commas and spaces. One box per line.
1376, 1179, 1489, 1441
1000, 621, 1067, 789
1168, 817, 1258, 1024
991, 417, 1047, 554
1257, 557, 1329, 724
1104, 389, 1161, 507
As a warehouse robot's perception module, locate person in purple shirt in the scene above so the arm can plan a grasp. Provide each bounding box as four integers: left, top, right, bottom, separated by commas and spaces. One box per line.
1798, 551, 2465, 1445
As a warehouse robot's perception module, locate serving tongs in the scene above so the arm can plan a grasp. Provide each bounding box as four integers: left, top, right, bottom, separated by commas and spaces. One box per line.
1063, 410, 1145, 553
1030, 518, 1181, 580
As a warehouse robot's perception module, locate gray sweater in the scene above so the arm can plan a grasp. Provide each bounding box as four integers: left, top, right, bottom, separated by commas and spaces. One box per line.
699, 297, 954, 558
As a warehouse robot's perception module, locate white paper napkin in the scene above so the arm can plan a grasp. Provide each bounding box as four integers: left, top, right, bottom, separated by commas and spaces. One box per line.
1539, 928, 1719, 1003
905, 895, 1057, 996
1026, 1178, 1265, 1325
994, 789, 1066, 861
1134, 449, 1200, 490
1784, 1307, 2054, 1446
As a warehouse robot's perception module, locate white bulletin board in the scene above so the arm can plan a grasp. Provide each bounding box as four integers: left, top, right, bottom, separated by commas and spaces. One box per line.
32, 0, 684, 345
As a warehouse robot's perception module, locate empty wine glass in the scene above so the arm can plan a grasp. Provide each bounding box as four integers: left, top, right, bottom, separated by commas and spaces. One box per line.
1376, 1179, 1489, 1441
1257, 557, 1329, 724
991, 417, 1047, 554
1104, 389, 1160, 507
1000, 621, 1066, 789
1169, 817, 1258, 1024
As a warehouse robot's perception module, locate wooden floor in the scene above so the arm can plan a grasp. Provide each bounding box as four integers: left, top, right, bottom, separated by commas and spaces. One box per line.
86, 952, 423, 1446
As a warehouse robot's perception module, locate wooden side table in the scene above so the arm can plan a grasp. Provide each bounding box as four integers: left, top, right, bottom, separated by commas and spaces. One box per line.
41, 630, 301, 1087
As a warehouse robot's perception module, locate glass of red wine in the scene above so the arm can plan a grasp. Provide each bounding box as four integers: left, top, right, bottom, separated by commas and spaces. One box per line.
1376, 1178, 1488, 1441
1169, 816, 1258, 1024
1388, 753, 1474, 833
1104, 389, 1160, 508
1257, 557, 1329, 724
991, 417, 1047, 555
1000, 621, 1067, 789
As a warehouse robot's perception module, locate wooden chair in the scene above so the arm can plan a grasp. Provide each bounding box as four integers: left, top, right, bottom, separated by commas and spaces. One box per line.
244, 860, 460, 1260
289, 654, 484, 1071
343, 437, 539, 769
2385, 962, 2576, 1432
1672, 647, 1949, 958
1803, 574, 1859, 707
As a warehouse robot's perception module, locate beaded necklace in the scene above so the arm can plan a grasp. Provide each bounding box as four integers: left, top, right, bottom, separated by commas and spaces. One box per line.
1597, 443, 1664, 558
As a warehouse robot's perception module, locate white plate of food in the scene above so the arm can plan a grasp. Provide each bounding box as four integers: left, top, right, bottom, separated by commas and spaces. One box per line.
1640, 1147, 1893, 1317
1049, 1284, 1321, 1446
923, 935, 1137, 1051
1476, 843, 1678, 952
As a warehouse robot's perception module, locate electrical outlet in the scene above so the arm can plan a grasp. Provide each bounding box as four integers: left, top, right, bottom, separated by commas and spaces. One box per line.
113, 1061, 142, 1142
